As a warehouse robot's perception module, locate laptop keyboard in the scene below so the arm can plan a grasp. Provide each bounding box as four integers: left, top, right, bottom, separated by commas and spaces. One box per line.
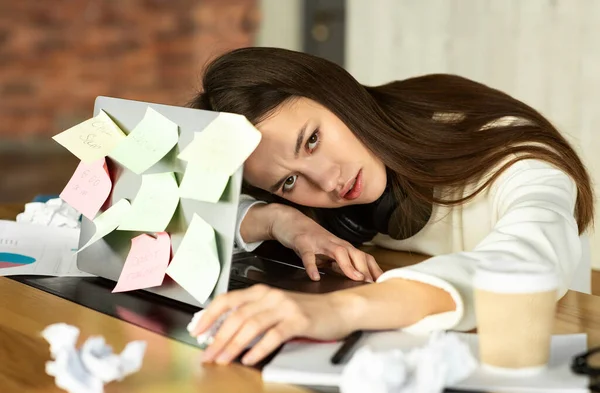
227, 278, 252, 291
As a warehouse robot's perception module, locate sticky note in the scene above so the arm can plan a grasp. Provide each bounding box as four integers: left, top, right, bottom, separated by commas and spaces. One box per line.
60, 158, 112, 220
53, 110, 126, 163
117, 173, 179, 232
78, 199, 131, 253
109, 107, 179, 174
112, 232, 171, 293
165, 214, 220, 303
177, 112, 261, 175
178, 161, 230, 203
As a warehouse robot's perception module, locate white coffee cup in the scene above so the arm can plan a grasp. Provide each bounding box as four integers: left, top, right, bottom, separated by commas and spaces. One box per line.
474, 260, 559, 374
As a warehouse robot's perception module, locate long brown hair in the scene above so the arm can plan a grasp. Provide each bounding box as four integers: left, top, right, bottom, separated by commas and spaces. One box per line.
190, 47, 593, 234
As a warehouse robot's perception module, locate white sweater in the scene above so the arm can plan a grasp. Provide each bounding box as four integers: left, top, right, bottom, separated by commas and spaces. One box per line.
234, 158, 586, 333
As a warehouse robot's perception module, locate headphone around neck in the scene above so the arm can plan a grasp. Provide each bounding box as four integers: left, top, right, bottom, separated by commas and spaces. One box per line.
315, 175, 433, 245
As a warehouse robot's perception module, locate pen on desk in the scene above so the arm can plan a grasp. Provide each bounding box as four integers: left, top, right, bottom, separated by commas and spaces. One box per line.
330, 330, 363, 365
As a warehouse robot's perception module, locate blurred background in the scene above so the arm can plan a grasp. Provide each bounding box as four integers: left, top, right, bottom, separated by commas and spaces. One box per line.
1, 0, 599, 264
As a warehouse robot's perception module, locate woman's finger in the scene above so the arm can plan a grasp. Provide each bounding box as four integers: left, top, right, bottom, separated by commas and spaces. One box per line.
367, 254, 384, 280
212, 310, 281, 364
329, 245, 363, 281
241, 321, 298, 366
201, 286, 280, 361
348, 248, 373, 282
191, 284, 269, 336
299, 249, 321, 281
330, 261, 345, 276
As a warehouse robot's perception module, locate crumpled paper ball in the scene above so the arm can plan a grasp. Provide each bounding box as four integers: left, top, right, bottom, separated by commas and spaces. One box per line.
340, 331, 477, 393
16, 198, 80, 228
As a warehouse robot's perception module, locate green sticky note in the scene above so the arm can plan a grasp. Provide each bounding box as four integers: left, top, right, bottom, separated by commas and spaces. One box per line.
110, 107, 179, 174
53, 110, 126, 163
165, 214, 220, 303
117, 172, 180, 232
179, 161, 230, 203
77, 199, 132, 253
177, 112, 262, 175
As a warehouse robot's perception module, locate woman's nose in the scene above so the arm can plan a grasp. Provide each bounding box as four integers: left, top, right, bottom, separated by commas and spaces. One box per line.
304, 162, 341, 194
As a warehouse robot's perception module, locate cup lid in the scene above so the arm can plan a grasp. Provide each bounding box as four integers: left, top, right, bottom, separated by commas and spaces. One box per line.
473, 260, 559, 293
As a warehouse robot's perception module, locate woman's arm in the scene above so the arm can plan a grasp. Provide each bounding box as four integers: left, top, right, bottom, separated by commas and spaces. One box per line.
192, 278, 455, 366
375, 158, 583, 333
330, 278, 456, 331
234, 195, 269, 251
238, 200, 283, 245
236, 195, 383, 281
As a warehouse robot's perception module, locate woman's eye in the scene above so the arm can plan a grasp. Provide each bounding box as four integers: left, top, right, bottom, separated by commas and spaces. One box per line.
282, 175, 297, 192
306, 130, 319, 152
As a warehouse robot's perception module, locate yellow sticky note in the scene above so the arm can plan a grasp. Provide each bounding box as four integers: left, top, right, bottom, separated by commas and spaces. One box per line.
179, 161, 230, 203
110, 107, 179, 174
53, 110, 126, 163
177, 112, 261, 175
78, 199, 132, 253
165, 214, 220, 303
117, 172, 179, 232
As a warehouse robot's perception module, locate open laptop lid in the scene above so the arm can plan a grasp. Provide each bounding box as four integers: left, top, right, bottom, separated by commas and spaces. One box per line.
77, 96, 243, 308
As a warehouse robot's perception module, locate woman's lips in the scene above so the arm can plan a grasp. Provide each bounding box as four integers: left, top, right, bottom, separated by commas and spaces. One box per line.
343, 170, 363, 200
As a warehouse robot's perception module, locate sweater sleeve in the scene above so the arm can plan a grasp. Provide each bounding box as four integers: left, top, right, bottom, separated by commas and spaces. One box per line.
377, 159, 582, 333
234, 194, 267, 252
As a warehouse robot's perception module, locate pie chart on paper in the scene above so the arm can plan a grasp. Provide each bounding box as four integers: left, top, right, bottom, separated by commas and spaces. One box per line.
0, 252, 36, 269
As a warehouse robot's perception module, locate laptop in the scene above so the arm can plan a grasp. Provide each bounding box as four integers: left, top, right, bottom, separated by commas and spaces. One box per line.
77, 96, 364, 309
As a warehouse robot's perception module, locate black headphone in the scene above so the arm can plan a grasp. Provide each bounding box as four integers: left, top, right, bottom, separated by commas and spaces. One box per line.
315, 175, 433, 245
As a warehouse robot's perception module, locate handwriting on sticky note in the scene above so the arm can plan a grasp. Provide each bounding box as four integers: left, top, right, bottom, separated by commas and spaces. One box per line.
179, 161, 230, 203
60, 158, 112, 220
78, 199, 131, 253
113, 232, 171, 293
165, 214, 220, 303
117, 172, 179, 232
177, 112, 261, 175
109, 107, 179, 174
53, 110, 126, 163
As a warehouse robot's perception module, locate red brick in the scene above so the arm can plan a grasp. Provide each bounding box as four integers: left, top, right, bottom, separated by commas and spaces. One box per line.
0, 0, 258, 140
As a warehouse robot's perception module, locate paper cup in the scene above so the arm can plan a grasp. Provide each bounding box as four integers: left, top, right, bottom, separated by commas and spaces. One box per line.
474, 261, 558, 374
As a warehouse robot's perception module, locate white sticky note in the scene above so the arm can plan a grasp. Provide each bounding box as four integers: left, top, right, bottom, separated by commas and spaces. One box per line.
78, 199, 131, 253
177, 112, 261, 175
117, 172, 179, 232
110, 107, 179, 174
165, 214, 220, 303
53, 110, 126, 163
178, 161, 231, 203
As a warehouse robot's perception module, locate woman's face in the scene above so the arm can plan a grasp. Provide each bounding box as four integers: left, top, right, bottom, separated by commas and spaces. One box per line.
243, 97, 387, 208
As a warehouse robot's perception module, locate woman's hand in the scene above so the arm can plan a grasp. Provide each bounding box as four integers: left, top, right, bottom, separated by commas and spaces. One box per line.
190, 284, 359, 366
190, 280, 456, 367
269, 205, 383, 282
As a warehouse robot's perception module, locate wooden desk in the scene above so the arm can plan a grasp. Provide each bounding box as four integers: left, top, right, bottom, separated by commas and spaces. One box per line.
2, 205, 600, 392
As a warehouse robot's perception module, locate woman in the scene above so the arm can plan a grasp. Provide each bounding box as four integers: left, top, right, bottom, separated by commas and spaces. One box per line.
188, 47, 593, 366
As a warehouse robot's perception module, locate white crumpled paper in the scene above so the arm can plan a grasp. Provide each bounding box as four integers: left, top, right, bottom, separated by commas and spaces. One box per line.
340, 331, 477, 393
42, 323, 146, 393
16, 198, 81, 228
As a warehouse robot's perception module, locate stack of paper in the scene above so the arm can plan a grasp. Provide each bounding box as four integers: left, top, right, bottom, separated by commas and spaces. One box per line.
0, 220, 88, 277
262, 331, 589, 392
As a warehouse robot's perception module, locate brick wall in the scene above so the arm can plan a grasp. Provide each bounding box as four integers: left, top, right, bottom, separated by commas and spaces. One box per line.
0, 0, 259, 141
0, 0, 259, 203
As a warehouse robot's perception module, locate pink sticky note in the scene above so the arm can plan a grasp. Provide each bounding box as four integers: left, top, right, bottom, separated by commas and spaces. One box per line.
112, 232, 171, 293
60, 158, 112, 220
